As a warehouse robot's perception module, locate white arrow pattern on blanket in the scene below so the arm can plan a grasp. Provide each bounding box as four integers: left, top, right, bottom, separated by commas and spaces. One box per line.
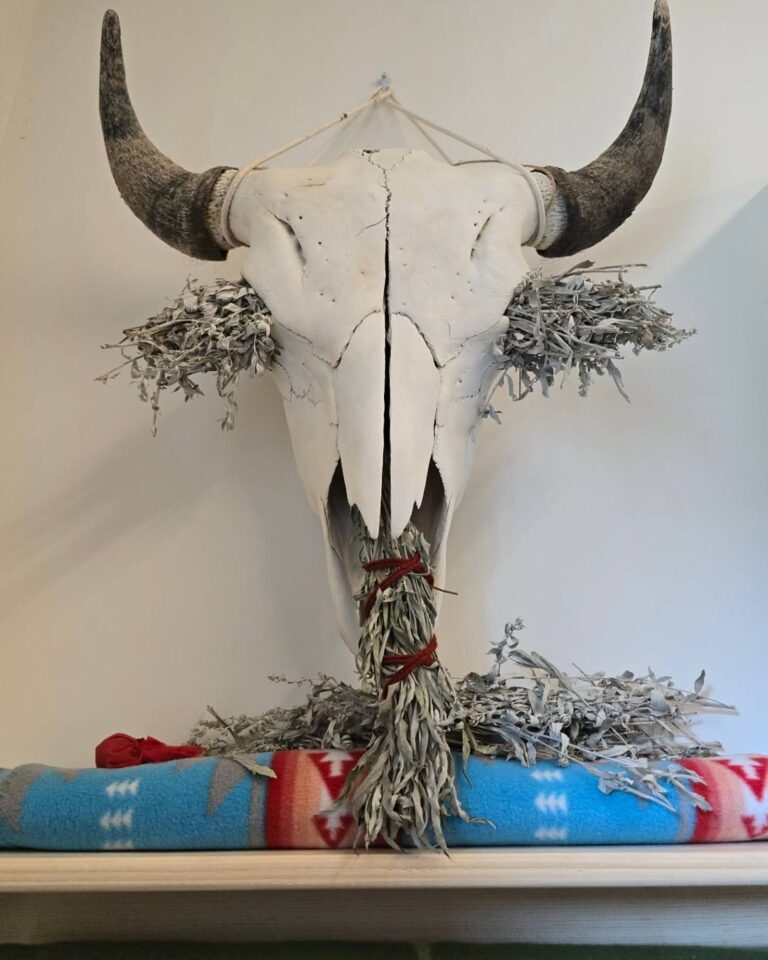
531, 769, 564, 783
531, 774, 570, 842
318, 751, 355, 779
100, 779, 139, 846
534, 792, 568, 815
534, 827, 568, 840
742, 789, 768, 838
315, 808, 349, 845
105, 779, 140, 798
725, 757, 764, 785
100, 809, 133, 830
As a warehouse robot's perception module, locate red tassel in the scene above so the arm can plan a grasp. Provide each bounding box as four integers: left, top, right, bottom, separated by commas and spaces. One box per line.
95, 733, 205, 769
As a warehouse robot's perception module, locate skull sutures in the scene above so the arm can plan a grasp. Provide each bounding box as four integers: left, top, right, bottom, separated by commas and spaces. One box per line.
99, 3, 672, 650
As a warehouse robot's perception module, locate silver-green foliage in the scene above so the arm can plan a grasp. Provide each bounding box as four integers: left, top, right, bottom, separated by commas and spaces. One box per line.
100, 264, 690, 434
98, 278, 278, 434
484, 262, 693, 421
339, 519, 469, 850
191, 621, 734, 838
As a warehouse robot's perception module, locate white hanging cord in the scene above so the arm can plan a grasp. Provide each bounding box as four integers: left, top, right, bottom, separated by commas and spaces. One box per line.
309, 89, 453, 167
312, 85, 453, 165
388, 99, 511, 165
389, 93, 453, 164
220, 85, 549, 248
308, 74, 394, 166
387, 98, 548, 246
307, 112, 357, 166
220, 87, 393, 247
249, 87, 392, 169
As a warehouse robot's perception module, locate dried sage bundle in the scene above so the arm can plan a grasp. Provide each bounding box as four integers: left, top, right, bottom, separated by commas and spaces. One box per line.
484, 262, 693, 420
339, 515, 468, 850
97, 278, 278, 434
192, 619, 733, 842
99, 264, 689, 435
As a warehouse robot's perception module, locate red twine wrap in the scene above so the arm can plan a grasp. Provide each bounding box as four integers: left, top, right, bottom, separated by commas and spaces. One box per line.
382, 633, 439, 688
362, 553, 439, 688
361, 554, 434, 621
95, 733, 205, 769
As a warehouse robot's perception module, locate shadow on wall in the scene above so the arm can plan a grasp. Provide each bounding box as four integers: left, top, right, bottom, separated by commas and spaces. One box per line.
1, 415, 213, 612
0, 371, 321, 635
665, 182, 768, 378
444, 182, 768, 686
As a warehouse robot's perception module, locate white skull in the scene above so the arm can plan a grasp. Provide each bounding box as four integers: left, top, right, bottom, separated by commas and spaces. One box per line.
99, 3, 671, 648
227, 149, 540, 648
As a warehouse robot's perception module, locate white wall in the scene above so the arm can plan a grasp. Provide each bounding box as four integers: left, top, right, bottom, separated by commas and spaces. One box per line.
1, 0, 766, 768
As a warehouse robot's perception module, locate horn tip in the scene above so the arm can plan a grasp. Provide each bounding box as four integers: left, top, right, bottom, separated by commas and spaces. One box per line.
653, 1, 670, 24
102, 9, 121, 43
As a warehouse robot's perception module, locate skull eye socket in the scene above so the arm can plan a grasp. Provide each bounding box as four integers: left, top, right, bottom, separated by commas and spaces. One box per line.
273, 215, 306, 269
470, 215, 494, 260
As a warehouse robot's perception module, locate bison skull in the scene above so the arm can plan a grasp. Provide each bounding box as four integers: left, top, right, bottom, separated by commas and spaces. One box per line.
99, 3, 671, 649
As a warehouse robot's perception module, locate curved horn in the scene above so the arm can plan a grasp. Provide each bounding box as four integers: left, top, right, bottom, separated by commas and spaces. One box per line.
99, 10, 235, 260
537, 0, 672, 258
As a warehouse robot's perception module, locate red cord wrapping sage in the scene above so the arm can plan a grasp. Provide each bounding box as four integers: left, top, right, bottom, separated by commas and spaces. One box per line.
362, 553, 439, 688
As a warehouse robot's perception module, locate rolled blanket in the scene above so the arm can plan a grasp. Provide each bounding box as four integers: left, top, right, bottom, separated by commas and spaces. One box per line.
0, 752, 766, 851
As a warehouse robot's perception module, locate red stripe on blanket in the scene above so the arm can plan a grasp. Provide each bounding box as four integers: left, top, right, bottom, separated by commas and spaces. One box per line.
680, 756, 768, 842
265, 751, 299, 847
265, 750, 360, 848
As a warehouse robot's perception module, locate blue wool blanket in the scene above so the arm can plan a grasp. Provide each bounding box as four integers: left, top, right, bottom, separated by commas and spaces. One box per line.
1, 751, 766, 850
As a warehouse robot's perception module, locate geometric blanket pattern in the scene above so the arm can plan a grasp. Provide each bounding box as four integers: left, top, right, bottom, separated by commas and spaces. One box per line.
1, 752, 766, 850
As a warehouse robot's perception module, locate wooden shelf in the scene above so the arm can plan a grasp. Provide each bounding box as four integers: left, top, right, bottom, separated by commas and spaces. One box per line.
2, 843, 768, 892
2, 845, 768, 947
